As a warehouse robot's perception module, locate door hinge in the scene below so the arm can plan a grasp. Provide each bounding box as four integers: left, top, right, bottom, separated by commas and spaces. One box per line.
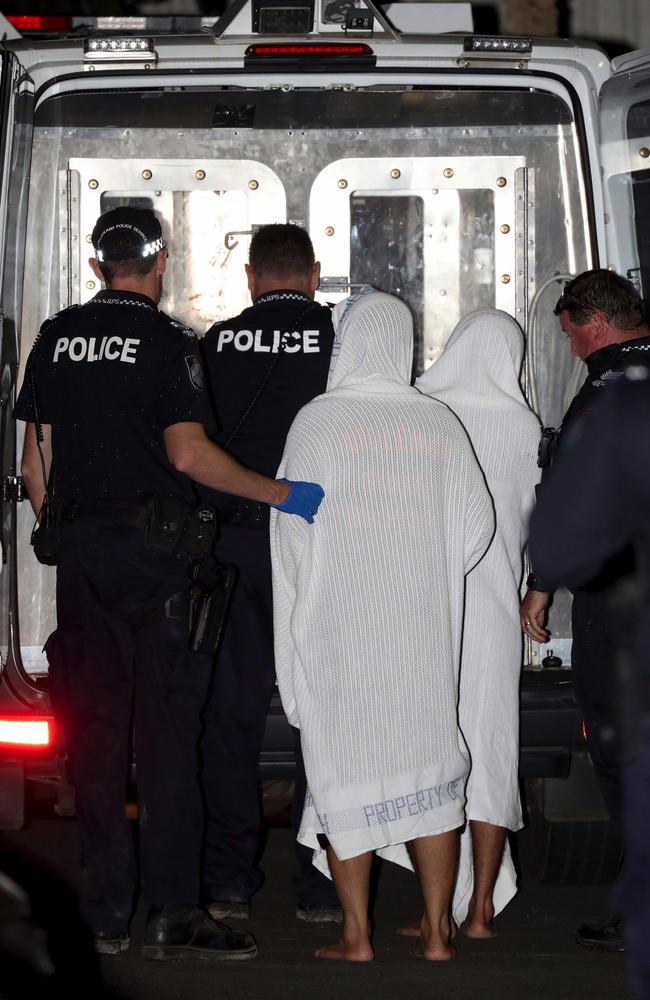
2, 475, 25, 502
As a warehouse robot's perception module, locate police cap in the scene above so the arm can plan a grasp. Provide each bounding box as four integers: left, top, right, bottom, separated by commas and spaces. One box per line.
92, 207, 166, 263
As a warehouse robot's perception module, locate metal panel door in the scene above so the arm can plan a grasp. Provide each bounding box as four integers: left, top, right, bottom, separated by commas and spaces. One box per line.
0, 51, 41, 707
600, 49, 650, 297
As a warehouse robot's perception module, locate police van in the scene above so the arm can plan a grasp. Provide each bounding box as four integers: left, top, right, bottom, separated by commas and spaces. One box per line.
0, 0, 646, 882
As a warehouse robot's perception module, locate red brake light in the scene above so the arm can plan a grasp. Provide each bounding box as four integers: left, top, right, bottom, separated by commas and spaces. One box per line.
245, 43, 373, 57
0, 718, 51, 747
6, 16, 72, 32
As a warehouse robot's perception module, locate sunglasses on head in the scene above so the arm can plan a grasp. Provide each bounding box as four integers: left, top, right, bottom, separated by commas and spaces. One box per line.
555, 281, 606, 318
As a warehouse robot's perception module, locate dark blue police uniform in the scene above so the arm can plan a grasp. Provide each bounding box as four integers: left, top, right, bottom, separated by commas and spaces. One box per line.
533, 335, 650, 833
15, 291, 215, 939
529, 370, 650, 991
201, 290, 338, 911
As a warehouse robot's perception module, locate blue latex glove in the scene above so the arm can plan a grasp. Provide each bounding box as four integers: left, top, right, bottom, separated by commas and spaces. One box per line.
272, 479, 324, 523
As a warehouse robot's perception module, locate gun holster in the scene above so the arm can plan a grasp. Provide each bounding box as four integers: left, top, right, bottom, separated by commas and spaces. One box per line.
188, 557, 237, 655
151, 500, 230, 654
165, 557, 237, 656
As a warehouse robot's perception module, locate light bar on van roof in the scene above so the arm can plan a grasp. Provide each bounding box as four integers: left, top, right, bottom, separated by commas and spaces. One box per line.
84, 36, 156, 60
245, 42, 374, 57
465, 35, 532, 53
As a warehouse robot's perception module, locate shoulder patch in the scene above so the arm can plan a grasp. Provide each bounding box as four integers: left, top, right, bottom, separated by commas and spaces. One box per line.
185, 354, 204, 392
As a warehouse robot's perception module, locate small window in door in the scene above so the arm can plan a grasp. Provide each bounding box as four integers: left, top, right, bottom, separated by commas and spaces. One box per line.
350, 195, 424, 372
349, 188, 497, 375
96, 186, 255, 328
627, 99, 650, 299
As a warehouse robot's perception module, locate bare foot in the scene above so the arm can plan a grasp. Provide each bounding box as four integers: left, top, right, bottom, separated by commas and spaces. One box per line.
461, 901, 497, 939
460, 918, 497, 939
315, 939, 374, 962
411, 939, 456, 962
397, 917, 457, 940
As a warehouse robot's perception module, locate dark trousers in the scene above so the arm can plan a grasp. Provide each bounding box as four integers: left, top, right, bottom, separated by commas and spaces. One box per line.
571, 589, 622, 831
618, 720, 650, 998
48, 522, 213, 935
201, 521, 337, 907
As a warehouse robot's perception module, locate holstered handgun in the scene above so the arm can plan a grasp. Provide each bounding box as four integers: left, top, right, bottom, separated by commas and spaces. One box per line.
187, 557, 237, 656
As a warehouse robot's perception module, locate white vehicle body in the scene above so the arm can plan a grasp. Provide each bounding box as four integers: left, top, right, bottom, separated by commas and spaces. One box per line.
0, 3, 647, 839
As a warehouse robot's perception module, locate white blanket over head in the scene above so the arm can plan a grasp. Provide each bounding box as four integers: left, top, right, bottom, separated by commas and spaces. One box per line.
416, 309, 541, 919
271, 291, 494, 892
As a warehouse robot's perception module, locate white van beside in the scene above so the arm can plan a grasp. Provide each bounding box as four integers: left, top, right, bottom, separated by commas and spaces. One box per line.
0, 1, 646, 882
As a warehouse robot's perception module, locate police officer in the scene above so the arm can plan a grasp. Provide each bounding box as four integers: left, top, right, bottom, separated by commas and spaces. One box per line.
528, 369, 650, 995
520, 268, 650, 952
16, 208, 322, 959
200, 224, 340, 922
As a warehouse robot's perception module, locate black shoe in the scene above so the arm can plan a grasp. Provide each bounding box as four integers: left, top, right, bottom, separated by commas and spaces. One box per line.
207, 901, 250, 921
93, 930, 130, 955
575, 917, 624, 952
296, 904, 343, 924
142, 905, 258, 961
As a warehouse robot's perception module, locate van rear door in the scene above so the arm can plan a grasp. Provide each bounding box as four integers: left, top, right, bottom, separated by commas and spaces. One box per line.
0, 50, 41, 709
600, 49, 650, 297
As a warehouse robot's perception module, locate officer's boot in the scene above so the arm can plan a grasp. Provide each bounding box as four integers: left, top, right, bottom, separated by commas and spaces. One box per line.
142, 904, 258, 961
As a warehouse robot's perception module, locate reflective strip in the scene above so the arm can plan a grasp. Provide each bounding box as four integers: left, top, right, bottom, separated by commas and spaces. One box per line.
255, 291, 311, 305
142, 237, 166, 257
96, 236, 165, 262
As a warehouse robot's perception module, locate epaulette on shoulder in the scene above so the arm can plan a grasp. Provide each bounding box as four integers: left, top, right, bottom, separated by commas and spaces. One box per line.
161, 311, 198, 342
45, 303, 80, 325
32, 304, 80, 346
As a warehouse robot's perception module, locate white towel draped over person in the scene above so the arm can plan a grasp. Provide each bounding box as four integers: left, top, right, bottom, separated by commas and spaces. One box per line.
415, 309, 541, 936
270, 289, 494, 962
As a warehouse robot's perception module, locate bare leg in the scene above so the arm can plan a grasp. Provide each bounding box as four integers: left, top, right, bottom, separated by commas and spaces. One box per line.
407, 830, 458, 961
315, 846, 374, 961
461, 820, 506, 939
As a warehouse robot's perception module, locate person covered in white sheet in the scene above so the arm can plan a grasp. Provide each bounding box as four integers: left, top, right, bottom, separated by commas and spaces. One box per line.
413, 310, 540, 937
270, 289, 494, 962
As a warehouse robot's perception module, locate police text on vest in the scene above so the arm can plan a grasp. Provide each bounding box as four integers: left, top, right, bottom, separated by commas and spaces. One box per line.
52, 336, 141, 364
216, 329, 320, 353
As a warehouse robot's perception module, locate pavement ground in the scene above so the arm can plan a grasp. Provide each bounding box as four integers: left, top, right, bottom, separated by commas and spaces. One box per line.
0, 809, 632, 1000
